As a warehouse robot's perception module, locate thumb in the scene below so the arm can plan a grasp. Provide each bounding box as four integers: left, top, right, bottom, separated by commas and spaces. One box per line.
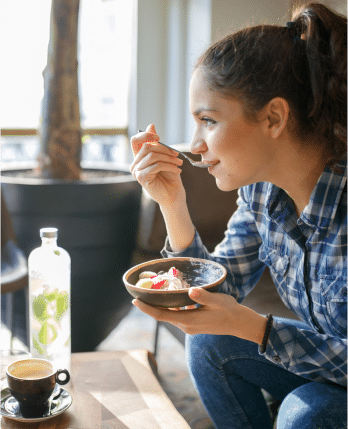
131, 124, 159, 157
188, 287, 216, 305
146, 123, 157, 135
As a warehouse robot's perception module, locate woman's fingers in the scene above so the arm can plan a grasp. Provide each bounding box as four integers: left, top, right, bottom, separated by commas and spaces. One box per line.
146, 123, 158, 135
131, 126, 160, 157
131, 142, 181, 168
130, 143, 178, 173
131, 126, 178, 158
131, 152, 182, 179
130, 125, 186, 206
132, 299, 197, 324
132, 161, 183, 186
168, 305, 196, 311
130, 144, 183, 180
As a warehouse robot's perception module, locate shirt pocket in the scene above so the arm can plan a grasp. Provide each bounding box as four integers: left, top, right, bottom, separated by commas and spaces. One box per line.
259, 244, 289, 277
320, 275, 347, 338
259, 245, 298, 315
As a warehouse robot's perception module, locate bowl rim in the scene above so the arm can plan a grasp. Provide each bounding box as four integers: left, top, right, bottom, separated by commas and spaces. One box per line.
123, 257, 227, 294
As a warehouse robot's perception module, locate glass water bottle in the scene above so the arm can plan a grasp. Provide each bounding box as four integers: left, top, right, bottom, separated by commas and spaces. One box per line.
28, 228, 71, 371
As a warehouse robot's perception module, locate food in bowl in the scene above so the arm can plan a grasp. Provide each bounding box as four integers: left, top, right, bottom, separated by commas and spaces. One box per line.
135, 267, 190, 290
123, 257, 228, 308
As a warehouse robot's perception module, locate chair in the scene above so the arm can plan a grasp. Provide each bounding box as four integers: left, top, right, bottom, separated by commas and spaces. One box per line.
1, 194, 29, 348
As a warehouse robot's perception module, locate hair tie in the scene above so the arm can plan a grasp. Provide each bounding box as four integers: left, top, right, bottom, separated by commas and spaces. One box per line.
285, 21, 303, 42
286, 21, 296, 30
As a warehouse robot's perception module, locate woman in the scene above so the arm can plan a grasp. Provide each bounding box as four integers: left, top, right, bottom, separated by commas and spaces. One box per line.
130, 3, 347, 428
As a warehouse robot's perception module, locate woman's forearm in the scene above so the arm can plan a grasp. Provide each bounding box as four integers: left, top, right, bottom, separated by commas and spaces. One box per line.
160, 201, 196, 252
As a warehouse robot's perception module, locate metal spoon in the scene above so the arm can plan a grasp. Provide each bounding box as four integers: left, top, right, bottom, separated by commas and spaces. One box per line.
138, 130, 211, 168
46, 386, 62, 416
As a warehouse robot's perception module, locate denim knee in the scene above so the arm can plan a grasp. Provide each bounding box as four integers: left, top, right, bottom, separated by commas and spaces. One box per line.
186, 334, 215, 380
185, 333, 253, 379
276, 382, 347, 429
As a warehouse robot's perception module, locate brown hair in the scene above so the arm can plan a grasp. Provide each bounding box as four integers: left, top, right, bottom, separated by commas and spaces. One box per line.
196, 3, 347, 168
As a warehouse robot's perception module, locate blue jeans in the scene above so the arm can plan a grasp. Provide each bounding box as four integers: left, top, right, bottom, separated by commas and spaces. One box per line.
186, 317, 347, 429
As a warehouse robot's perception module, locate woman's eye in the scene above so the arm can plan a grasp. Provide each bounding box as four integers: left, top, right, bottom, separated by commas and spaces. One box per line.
201, 117, 216, 126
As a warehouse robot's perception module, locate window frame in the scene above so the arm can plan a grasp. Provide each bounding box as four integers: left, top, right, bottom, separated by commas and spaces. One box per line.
1, 128, 128, 137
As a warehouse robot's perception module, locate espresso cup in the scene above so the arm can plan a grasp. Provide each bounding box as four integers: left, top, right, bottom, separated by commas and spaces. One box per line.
6, 358, 70, 417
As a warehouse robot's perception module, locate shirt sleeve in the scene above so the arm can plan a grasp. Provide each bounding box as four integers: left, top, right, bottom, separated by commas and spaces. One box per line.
263, 319, 347, 387
161, 187, 266, 302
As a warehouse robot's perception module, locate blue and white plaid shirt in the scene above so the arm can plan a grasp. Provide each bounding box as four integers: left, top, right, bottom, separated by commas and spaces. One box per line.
162, 160, 347, 387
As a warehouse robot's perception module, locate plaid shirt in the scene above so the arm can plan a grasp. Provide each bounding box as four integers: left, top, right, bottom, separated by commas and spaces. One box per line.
162, 160, 347, 387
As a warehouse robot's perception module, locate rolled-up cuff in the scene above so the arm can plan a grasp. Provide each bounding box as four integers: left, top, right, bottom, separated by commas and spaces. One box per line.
160, 229, 207, 259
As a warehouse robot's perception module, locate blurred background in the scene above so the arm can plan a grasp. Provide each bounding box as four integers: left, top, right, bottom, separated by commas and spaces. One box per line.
2, 0, 346, 169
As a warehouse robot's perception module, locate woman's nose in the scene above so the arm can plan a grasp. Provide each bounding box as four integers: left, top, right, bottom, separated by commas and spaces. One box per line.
190, 135, 208, 155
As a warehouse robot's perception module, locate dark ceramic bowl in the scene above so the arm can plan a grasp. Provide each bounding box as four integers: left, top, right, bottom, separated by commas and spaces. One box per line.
123, 257, 227, 308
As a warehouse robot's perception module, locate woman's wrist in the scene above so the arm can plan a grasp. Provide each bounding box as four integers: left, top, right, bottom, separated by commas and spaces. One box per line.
234, 305, 268, 345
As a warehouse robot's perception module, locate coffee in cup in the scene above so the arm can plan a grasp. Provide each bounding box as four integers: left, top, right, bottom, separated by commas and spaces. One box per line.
6, 358, 70, 417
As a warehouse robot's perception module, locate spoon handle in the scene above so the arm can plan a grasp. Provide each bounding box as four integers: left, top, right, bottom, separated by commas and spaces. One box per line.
137, 130, 210, 168
137, 129, 185, 155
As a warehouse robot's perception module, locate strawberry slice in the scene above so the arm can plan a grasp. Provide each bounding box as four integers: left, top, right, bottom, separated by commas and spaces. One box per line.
168, 267, 179, 277
151, 279, 166, 289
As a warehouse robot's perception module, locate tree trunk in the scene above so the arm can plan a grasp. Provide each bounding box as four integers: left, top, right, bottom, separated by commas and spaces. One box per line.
40, 0, 82, 180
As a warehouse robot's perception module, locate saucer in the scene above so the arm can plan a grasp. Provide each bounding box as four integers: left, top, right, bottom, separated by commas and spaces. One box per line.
1, 387, 72, 423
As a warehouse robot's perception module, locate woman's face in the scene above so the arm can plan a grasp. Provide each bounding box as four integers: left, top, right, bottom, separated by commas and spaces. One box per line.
189, 68, 276, 191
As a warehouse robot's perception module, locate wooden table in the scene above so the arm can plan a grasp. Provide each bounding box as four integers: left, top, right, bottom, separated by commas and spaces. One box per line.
1, 349, 191, 429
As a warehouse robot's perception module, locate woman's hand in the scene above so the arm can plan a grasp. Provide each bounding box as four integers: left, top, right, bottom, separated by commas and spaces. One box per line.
130, 124, 186, 208
132, 287, 267, 344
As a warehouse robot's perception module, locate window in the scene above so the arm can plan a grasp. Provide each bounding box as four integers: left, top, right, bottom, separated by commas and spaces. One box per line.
1, 0, 134, 165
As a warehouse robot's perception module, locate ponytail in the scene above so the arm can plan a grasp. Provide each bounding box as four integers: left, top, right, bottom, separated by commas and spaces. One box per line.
291, 3, 347, 167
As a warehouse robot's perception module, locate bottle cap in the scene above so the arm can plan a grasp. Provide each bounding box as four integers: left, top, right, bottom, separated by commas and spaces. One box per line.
40, 228, 58, 238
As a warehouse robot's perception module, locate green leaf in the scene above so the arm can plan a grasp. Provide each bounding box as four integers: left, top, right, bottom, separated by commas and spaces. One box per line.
32, 295, 48, 321
44, 291, 56, 302
33, 336, 45, 354
55, 291, 69, 321
39, 322, 58, 345
54, 250, 60, 256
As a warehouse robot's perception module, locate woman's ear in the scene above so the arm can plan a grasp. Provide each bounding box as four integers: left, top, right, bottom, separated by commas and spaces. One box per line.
262, 97, 290, 139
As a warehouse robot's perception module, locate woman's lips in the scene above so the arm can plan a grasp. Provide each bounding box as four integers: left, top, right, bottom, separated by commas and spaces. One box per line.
202, 159, 219, 166
207, 161, 220, 172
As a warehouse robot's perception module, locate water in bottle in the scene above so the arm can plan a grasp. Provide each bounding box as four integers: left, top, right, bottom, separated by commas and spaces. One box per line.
28, 228, 71, 372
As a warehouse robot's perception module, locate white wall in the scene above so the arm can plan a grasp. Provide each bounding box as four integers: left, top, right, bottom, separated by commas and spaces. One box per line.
292, 0, 347, 16
128, 0, 169, 154
211, 0, 292, 42
128, 0, 212, 155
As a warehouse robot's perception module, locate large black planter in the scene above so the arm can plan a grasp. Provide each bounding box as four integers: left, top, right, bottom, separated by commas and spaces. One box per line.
1, 166, 141, 352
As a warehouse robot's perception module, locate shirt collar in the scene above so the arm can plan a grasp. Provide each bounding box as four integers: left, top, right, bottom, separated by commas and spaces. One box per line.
266, 160, 347, 231
301, 160, 347, 230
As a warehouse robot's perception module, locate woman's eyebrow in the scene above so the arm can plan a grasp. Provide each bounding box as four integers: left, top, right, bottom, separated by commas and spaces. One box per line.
193, 107, 218, 116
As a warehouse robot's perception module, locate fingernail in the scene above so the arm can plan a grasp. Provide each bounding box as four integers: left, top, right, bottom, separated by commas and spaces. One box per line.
132, 299, 139, 307
190, 288, 199, 298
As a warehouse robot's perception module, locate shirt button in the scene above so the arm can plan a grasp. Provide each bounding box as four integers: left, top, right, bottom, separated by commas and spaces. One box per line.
273, 356, 281, 363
